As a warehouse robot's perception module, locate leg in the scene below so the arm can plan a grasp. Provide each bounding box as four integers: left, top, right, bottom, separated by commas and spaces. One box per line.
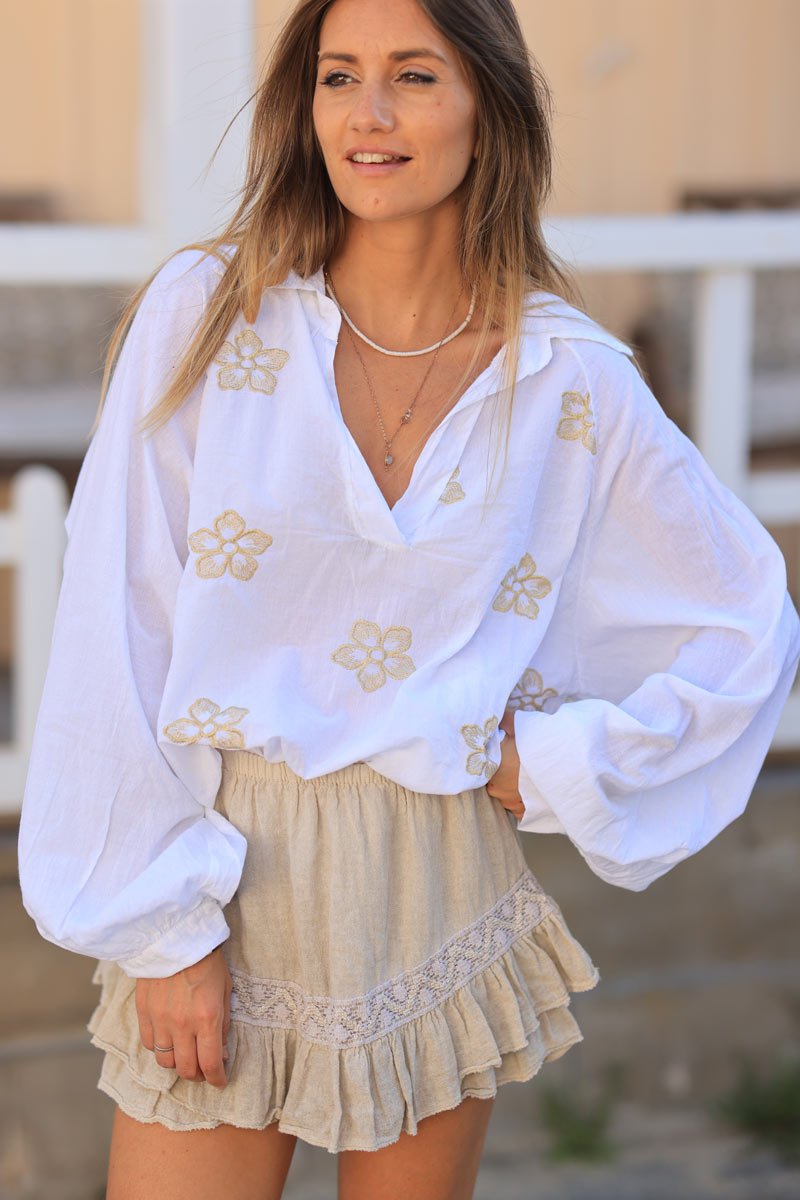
107, 1107, 297, 1200
337, 1095, 495, 1200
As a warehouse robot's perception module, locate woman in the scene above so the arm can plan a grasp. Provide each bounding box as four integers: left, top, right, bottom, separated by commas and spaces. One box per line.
19, 0, 800, 1197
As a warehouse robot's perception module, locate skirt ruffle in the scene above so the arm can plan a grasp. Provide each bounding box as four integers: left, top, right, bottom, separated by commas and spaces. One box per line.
89, 900, 597, 1153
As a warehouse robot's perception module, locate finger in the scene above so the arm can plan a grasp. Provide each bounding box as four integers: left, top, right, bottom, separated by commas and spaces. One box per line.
222, 992, 231, 1062
499, 711, 515, 736
138, 1013, 155, 1052
196, 1030, 228, 1090
152, 1029, 177, 1071
223, 975, 232, 1035
173, 1034, 202, 1082
135, 982, 155, 1050
486, 772, 508, 797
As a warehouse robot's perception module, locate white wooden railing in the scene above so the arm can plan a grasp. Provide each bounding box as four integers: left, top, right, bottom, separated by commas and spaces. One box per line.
0, 470, 67, 812
1, 1, 798, 810
547, 211, 800, 521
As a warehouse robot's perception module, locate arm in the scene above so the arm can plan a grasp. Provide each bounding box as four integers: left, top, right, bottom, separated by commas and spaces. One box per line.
18, 253, 246, 976
509, 349, 800, 890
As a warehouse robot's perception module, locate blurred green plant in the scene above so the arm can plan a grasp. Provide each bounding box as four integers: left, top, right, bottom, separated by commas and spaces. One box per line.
539, 1064, 624, 1162
717, 1058, 800, 1163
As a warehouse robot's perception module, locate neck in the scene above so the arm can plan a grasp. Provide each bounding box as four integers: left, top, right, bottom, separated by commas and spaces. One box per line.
326, 210, 469, 352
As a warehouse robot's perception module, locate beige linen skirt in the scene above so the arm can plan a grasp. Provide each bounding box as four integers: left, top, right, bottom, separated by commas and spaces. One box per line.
89, 751, 598, 1153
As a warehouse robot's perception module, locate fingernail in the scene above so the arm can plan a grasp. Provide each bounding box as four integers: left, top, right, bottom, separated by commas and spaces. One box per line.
223, 1049, 229, 1061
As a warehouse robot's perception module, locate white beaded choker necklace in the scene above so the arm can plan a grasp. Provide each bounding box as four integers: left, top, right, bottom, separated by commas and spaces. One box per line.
325, 275, 476, 358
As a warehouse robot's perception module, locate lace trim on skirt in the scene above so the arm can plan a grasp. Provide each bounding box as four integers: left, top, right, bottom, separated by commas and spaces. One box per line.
230, 872, 554, 1049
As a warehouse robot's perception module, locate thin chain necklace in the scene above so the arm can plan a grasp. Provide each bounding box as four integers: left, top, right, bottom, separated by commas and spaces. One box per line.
325, 274, 476, 358
341, 285, 462, 468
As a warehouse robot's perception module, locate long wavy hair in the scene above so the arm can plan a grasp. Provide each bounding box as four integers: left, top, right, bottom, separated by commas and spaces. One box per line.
100, 0, 577, 433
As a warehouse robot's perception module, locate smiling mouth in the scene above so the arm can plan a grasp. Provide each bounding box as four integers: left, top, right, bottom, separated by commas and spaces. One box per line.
348, 152, 411, 164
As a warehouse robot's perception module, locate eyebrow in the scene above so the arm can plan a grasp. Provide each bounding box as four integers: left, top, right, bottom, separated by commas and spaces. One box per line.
317, 48, 449, 65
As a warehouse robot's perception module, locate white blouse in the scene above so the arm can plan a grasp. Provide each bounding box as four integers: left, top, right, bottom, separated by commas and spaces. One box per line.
18, 250, 800, 978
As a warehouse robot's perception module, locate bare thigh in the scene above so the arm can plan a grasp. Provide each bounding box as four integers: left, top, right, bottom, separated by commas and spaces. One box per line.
107, 1108, 297, 1200
337, 1096, 495, 1200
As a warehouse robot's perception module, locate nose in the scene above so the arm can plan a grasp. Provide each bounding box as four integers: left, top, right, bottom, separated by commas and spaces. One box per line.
347, 80, 395, 133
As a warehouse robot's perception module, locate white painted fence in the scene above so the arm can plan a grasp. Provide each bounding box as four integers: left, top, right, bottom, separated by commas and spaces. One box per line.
0, 470, 67, 813
0, 0, 798, 809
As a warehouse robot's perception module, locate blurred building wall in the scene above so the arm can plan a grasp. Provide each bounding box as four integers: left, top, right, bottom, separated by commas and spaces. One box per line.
1, 1, 798, 223
0, 0, 139, 222
517, 0, 800, 214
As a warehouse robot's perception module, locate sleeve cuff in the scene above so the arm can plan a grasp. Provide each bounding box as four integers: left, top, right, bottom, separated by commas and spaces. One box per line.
576, 845, 689, 891
115, 898, 231, 978
512, 710, 568, 834
517, 762, 568, 833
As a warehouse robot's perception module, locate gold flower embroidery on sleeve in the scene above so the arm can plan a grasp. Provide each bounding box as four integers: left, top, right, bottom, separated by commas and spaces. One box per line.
506, 668, 558, 712
214, 330, 289, 394
461, 716, 499, 778
332, 620, 416, 693
492, 553, 551, 620
556, 390, 596, 454
438, 466, 465, 504
163, 699, 249, 749
188, 510, 272, 581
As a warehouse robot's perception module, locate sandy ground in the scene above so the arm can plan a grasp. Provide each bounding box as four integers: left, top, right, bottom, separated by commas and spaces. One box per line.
278, 1084, 800, 1200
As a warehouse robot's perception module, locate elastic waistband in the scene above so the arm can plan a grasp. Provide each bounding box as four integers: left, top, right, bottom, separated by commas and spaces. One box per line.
218, 749, 398, 790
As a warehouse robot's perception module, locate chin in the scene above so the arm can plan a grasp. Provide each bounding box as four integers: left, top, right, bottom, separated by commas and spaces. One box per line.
339, 192, 461, 226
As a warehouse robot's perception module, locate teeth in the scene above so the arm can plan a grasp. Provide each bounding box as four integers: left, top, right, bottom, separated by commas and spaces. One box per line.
351, 152, 406, 164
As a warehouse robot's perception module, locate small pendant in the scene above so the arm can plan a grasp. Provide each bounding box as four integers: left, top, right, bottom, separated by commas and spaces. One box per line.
401, 409, 413, 423
384, 452, 393, 467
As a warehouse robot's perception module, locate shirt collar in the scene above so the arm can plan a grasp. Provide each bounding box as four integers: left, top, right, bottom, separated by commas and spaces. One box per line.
275, 267, 327, 294
516, 291, 633, 383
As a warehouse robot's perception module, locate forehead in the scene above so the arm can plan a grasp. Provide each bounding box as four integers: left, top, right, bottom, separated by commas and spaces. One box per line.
318, 0, 450, 55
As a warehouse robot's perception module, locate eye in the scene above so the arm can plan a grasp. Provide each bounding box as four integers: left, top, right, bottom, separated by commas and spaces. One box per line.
398, 70, 436, 85
319, 70, 354, 88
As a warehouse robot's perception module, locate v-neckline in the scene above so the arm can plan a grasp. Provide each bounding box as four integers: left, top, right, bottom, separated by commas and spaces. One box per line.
329, 330, 510, 545
291, 271, 635, 541
303, 278, 577, 544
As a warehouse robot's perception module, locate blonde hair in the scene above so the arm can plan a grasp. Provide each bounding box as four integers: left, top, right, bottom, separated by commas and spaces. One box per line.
100, 0, 577, 436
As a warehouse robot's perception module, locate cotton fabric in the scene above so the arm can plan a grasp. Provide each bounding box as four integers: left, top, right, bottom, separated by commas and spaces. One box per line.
19, 249, 800, 977
89, 750, 598, 1152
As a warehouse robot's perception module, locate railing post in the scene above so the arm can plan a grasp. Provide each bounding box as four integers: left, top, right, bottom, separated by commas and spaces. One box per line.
140, 0, 256, 262
13, 468, 67, 753
0, 468, 67, 813
691, 268, 755, 501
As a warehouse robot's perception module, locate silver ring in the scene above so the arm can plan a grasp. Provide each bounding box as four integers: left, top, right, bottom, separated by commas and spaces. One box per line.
153, 1043, 174, 1054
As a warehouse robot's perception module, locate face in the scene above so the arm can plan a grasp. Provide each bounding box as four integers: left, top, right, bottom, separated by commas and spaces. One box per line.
312, 0, 477, 227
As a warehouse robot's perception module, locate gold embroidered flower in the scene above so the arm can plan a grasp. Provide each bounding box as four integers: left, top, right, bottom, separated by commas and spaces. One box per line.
438, 466, 465, 504
163, 698, 249, 749
332, 620, 416, 693
492, 553, 551, 620
214, 330, 289, 394
462, 716, 499, 778
556, 390, 596, 454
188, 510, 272, 581
506, 668, 558, 713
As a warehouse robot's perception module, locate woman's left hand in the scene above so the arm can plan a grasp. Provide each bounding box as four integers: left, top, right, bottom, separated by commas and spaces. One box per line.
486, 711, 525, 820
